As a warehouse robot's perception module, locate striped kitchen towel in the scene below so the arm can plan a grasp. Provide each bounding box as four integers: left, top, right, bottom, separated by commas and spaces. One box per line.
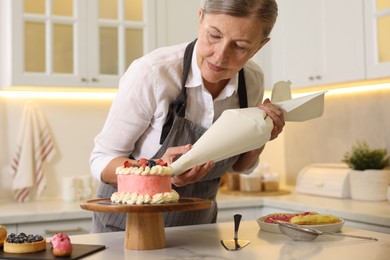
10, 102, 56, 203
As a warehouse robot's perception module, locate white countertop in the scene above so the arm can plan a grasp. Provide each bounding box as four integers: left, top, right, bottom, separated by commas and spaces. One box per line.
0, 198, 92, 224
68, 220, 390, 260
1, 192, 389, 230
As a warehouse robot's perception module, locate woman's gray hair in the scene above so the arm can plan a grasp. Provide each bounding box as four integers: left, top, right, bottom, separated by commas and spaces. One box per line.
202, 0, 278, 39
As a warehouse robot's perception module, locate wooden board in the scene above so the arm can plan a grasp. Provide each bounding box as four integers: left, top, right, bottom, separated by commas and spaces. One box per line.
80, 197, 212, 213
0, 243, 105, 260
219, 186, 291, 196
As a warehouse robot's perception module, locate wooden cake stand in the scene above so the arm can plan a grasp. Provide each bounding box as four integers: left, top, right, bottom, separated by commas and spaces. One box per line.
80, 198, 212, 250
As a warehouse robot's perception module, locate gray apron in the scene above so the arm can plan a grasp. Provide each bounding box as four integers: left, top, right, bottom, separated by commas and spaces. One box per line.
92, 40, 248, 232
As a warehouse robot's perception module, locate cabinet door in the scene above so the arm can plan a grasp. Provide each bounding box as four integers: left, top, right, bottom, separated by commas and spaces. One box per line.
364, 0, 390, 79
87, 0, 156, 87
8, 0, 86, 87
271, 0, 365, 88
2, 0, 156, 88
18, 219, 92, 236
155, 0, 199, 47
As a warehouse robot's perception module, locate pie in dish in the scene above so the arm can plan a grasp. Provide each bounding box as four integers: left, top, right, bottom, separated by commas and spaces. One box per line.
257, 212, 344, 233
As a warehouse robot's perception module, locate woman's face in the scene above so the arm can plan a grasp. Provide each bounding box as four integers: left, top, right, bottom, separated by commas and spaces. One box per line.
197, 10, 269, 85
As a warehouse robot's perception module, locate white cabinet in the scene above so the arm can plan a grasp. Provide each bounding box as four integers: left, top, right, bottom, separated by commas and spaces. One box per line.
155, 0, 199, 48
17, 218, 92, 236
2, 224, 17, 234
0, 0, 157, 88
364, 0, 390, 79
217, 206, 262, 223
270, 0, 366, 88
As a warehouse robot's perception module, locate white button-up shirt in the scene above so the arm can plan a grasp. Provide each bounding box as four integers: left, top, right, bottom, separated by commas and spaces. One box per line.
90, 42, 265, 181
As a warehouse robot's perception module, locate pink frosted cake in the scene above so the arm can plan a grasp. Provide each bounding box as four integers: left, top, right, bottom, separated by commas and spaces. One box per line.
111, 158, 179, 204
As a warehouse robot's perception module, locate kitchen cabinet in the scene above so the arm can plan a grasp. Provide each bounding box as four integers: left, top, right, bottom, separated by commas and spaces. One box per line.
18, 218, 92, 236
155, 0, 199, 47
364, 0, 390, 79
0, 0, 157, 88
270, 0, 366, 88
217, 205, 262, 223
2, 224, 17, 234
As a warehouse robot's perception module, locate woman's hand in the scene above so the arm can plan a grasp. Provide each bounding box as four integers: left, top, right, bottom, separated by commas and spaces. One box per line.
259, 98, 285, 140
160, 144, 215, 187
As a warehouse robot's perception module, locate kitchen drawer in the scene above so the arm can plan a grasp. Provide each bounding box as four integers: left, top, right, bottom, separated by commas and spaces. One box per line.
2, 224, 17, 234
17, 218, 92, 236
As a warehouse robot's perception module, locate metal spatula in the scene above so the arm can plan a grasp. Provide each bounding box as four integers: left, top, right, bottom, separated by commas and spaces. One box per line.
221, 214, 250, 251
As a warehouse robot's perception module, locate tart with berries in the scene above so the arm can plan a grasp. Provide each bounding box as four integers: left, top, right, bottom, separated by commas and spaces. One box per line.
4, 233, 46, 254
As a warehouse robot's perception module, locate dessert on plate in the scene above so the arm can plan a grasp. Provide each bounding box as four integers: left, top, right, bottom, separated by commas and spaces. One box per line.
50, 232, 72, 257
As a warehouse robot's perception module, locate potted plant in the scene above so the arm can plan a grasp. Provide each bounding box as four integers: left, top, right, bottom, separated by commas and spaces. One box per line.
342, 140, 390, 201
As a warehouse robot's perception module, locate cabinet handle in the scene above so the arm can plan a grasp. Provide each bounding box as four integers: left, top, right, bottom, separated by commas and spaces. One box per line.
44, 227, 84, 235
91, 78, 99, 82
309, 76, 314, 80
81, 78, 89, 82
316, 75, 322, 80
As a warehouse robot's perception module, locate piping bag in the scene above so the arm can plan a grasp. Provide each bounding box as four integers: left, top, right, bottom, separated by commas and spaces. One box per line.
171, 81, 327, 175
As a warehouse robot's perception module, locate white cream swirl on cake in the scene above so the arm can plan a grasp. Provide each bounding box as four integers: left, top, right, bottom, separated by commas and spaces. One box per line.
111, 158, 179, 204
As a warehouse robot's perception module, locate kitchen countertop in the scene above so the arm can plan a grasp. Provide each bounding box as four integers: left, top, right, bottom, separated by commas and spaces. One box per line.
1, 191, 389, 230
68, 220, 390, 260
0, 198, 93, 224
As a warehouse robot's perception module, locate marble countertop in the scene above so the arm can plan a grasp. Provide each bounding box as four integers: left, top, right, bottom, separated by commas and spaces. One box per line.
67, 220, 390, 260
0, 198, 92, 225
1, 191, 389, 229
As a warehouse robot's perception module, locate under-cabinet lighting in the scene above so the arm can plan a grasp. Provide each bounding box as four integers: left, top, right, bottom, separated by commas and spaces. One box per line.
0, 87, 117, 100
0, 79, 389, 100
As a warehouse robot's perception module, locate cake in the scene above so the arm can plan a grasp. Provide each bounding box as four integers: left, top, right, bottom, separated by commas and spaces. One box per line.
111, 158, 179, 204
4, 233, 46, 254
50, 233, 72, 257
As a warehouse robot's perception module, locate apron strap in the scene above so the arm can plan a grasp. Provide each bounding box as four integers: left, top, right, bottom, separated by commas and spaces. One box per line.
238, 69, 248, 108
160, 39, 197, 144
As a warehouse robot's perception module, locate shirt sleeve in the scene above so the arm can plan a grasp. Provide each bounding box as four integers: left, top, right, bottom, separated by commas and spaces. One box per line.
89, 58, 157, 182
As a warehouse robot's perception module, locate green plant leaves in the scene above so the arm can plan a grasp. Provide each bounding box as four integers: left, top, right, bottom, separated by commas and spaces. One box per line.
342, 140, 389, 170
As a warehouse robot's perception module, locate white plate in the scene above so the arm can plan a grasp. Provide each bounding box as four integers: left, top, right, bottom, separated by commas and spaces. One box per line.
256, 216, 345, 233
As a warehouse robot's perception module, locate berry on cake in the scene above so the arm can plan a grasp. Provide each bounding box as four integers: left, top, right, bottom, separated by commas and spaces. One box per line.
111, 158, 179, 204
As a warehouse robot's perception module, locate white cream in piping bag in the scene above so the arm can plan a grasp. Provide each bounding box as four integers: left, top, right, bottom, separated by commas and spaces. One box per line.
171, 81, 327, 175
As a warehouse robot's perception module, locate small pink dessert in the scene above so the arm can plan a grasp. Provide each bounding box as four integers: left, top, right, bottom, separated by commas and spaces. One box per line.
50, 233, 72, 257
111, 158, 179, 204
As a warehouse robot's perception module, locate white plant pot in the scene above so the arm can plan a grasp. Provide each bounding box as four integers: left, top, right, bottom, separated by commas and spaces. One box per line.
349, 169, 390, 201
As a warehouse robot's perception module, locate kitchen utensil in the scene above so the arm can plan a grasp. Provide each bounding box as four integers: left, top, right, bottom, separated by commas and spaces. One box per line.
275, 220, 378, 241
221, 214, 251, 251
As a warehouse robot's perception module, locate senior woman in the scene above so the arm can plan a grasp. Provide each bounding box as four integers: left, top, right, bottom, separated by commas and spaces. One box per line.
90, 0, 284, 232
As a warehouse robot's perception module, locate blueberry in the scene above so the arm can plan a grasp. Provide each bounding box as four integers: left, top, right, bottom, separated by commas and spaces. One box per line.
147, 160, 156, 167
35, 235, 44, 241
